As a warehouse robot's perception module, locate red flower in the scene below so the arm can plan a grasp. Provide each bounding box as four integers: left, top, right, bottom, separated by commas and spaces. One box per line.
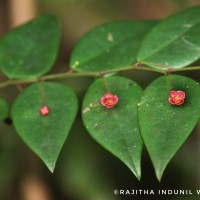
40, 106, 50, 116
101, 92, 119, 108
168, 90, 185, 106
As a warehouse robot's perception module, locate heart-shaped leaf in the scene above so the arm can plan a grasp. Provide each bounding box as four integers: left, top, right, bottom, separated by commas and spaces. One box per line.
82, 76, 143, 180
138, 75, 200, 181
12, 82, 78, 172
137, 6, 200, 69
70, 20, 157, 72
0, 15, 60, 78
0, 98, 8, 120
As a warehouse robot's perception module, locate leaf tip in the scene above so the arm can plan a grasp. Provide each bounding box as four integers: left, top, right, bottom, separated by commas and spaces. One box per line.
136, 173, 141, 181
156, 173, 163, 182
154, 165, 165, 182
151, 157, 168, 181
46, 162, 56, 173
130, 166, 141, 181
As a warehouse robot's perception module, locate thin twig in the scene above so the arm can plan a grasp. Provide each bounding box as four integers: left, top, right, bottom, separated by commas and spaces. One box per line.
0, 64, 199, 89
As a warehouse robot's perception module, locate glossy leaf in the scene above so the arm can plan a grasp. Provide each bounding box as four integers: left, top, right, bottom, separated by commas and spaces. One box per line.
137, 6, 200, 69
138, 75, 200, 180
0, 15, 60, 78
0, 98, 8, 120
70, 20, 156, 72
82, 76, 143, 180
12, 82, 78, 172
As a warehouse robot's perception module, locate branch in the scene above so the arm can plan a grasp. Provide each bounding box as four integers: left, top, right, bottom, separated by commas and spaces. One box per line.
0, 64, 200, 88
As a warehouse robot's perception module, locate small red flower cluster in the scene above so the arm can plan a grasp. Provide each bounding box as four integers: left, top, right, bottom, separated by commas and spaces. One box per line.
168, 90, 185, 106
101, 92, 119, 108
100, 90, 185, 109
40, 106, 50, 116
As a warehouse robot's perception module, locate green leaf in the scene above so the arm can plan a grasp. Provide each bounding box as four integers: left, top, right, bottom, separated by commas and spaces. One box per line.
82, 76, 143, 180
12, 82, 78, 172
137, 6, 200, 69
138, 75, 200, 181
0, 15, 60, 79
0, 98, 9, 120
70, 20, 157, 72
